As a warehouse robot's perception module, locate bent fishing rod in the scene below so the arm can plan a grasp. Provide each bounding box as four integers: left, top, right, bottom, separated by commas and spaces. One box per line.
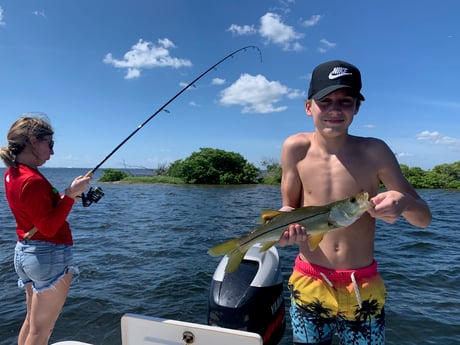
81, 45, 262, 207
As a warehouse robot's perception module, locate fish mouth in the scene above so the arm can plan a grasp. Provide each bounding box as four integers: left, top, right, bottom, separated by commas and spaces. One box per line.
368, 199, 375, 209
356, 193, 373, 212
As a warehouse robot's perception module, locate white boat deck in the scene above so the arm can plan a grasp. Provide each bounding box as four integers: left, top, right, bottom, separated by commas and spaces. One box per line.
51, 313, 262, 345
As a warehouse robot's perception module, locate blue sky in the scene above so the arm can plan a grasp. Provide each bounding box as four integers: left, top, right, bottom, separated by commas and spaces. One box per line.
0, 0, 458, 171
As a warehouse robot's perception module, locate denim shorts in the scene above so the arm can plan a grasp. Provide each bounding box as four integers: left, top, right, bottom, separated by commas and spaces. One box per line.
14, 240, 79, 293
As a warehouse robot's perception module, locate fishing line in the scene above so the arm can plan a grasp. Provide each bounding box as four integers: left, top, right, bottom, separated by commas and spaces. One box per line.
81, 45, 262, 207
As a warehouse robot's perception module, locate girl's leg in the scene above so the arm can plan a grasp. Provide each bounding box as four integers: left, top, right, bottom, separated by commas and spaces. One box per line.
18, 283, 33, 345
23, 272, 72, 345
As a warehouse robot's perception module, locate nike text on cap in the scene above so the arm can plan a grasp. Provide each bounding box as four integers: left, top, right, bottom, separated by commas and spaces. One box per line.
308, 60, 365, 101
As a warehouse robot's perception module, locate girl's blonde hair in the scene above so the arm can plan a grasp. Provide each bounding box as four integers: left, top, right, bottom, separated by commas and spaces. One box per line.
0, 115, 54, 168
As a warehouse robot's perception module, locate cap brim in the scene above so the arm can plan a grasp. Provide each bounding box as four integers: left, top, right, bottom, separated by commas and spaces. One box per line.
311, 85, 365, 101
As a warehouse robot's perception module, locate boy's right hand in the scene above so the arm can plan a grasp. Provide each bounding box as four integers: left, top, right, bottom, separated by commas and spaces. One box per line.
278, 223, 307, 247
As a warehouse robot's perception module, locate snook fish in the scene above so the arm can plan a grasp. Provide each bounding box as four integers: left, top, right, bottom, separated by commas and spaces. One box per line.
208, 192, 373, 273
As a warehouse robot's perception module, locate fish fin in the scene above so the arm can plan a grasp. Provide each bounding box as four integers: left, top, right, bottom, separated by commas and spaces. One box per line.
225, 251, 246, 273
208, 239, 239, 257
259, 241, 277, 252
259, 209, 283, 223
208, 239, 247, 273
308, 233, 325, 251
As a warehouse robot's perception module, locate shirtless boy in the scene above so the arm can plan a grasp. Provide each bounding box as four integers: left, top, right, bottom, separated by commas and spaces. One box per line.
278, 60, 432, 345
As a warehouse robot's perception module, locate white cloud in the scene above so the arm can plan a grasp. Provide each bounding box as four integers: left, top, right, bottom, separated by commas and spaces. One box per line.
179, 81, 198, 89
219, 73, 303, 114
228, 12, 306, 51
126, 68, 140, 79
0, 6, 6, 26
103, 38, 192, 79
395, 152, 414, 158
212, 78, 225, 85
318, 39, 336, 53
227, 24, 257, 36
258, 13, 304, 51
302, 14, 322, 27
286, 88, 305, 99
416, 130, 460, 147
32, 10, 47, 18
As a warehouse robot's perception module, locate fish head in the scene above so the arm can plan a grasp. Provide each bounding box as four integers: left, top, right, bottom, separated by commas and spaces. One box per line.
330, 192, 372, 227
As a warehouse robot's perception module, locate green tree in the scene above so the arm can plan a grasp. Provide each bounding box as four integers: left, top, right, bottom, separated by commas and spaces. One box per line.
260, 158, 282, 184
166, 148, 260, 184
430, 161, 460, 189
405, 166, 431, 188
432, 161, 460, 179
155, 162, 169, 176
99, 168, 129, 182
400, 161, 460, 189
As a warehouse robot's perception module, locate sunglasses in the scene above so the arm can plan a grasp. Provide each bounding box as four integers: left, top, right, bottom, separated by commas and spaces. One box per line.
40, 137, 54, 150
47, 139, 54, 150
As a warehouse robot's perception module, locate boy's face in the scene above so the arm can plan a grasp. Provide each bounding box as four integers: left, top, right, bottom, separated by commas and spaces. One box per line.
306, 88, 360, 134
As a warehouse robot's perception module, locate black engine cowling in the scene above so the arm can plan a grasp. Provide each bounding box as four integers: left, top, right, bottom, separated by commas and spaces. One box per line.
208, 244, 285, 345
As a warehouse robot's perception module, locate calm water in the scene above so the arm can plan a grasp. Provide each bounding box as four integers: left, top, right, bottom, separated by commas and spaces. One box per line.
0, 168, 458, 345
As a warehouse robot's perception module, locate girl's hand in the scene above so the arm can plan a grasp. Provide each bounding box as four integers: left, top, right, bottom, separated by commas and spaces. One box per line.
65, 175, 92, 199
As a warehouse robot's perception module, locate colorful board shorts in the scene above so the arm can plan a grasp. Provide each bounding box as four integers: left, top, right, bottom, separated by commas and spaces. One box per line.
288, 255, 386, 345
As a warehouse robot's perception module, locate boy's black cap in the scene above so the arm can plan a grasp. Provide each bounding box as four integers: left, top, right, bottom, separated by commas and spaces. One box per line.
308, 60, 365, 101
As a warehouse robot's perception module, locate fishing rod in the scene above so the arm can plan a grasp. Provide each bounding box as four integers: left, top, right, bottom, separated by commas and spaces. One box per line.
81, 45, 262, 207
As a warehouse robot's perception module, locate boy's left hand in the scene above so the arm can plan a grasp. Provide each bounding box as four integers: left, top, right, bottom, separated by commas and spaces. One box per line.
368, 190, 409, 224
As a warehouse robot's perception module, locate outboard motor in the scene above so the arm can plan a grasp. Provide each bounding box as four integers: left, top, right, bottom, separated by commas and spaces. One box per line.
208, 244, 285, 345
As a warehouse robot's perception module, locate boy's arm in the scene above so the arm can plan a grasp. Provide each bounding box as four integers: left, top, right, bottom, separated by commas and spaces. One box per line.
280, 136, 303, 209
278, 136, 308, 246
368, 139, 432, 227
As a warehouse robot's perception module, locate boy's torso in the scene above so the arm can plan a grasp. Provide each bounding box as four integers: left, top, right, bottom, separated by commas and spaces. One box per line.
295, 132, 381, 270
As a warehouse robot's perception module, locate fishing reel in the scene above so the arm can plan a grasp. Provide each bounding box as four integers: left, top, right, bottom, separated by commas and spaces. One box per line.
81, 186, 104, 207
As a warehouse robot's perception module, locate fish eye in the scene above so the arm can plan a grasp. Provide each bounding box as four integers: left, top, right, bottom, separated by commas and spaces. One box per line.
350, 197, 356, 203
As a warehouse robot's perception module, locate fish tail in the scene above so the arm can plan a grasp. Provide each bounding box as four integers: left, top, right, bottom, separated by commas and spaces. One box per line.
208, 239, 247, 273
224, 250, 246, 273
208, 239, 240, 256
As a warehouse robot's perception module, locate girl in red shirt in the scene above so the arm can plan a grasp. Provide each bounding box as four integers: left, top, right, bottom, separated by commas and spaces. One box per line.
0, 115, 91, 345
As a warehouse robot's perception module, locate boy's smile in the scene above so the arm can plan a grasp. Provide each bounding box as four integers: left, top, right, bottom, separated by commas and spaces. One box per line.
306, 89, 360, 131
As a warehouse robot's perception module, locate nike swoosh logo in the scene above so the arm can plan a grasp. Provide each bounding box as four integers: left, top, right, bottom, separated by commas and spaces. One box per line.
328, 71, 352, 79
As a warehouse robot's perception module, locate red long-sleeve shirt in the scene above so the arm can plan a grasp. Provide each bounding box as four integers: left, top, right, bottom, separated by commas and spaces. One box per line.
4, 164, 75, 244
